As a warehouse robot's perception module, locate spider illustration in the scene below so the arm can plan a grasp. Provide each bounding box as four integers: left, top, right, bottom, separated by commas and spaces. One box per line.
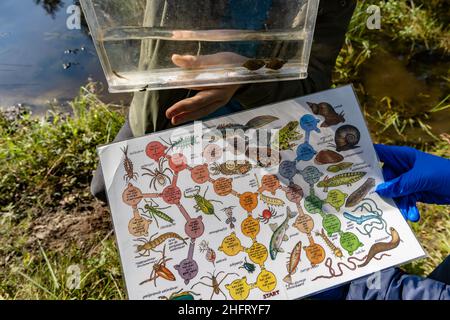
257, 207, 279, 224
142, 158, 173, 189
191, 270, 238, 300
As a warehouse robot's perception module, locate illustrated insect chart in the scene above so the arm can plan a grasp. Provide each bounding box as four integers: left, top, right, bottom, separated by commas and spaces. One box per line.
98, 85, 426, 300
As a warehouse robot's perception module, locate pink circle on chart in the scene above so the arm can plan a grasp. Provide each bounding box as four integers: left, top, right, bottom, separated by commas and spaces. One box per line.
146, 141, 167, 161
161, 185, 182, 204
285, 183, 304, 204
191, 164, 210, 184
203, 144, 223, 163
185, 217, 205, 239
169, 153, 188, 173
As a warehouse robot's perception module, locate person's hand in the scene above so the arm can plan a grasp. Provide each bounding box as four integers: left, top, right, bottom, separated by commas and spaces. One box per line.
166, 51, 247, 126
165, 83, 241, 126
171, 51, 247, 69
374, 144, 450, 222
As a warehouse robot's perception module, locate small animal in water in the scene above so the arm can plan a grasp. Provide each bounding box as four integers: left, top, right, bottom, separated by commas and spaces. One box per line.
113, 70, 128, 80
265, 58, 287, 70
243, 59, 265, 71
243, 58, 287, 71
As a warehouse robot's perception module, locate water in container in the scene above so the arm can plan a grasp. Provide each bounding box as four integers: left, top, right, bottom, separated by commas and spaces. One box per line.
80, 0, 320, 92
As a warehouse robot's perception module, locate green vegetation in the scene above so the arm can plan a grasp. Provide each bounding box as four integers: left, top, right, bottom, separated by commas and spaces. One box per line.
335, 0, 449, 149
0, 1, 449, 299
0, 85, 126, 299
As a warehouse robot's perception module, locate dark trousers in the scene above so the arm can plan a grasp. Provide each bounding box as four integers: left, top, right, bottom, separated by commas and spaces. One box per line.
428, 255, 450, 285
90, 117, 134, 203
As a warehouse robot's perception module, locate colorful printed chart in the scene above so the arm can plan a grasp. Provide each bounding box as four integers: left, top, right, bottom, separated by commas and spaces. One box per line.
98, 85, 425, 300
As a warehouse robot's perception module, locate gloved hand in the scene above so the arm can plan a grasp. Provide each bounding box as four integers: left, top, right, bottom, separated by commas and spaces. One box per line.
374, 144, 450, 222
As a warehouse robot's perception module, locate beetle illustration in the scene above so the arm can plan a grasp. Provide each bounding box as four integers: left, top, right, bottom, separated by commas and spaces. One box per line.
159, 289, 201, 300
239, 257, 256, 274
184, 186, 223, 221
139, 245, 176, 286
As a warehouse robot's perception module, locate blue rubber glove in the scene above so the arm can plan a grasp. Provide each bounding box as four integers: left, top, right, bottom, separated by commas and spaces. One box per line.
374, 144, 450, 222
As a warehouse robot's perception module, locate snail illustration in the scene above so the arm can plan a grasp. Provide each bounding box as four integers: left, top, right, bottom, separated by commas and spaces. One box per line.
307, 102, 345, 127
333, 125, 361, 152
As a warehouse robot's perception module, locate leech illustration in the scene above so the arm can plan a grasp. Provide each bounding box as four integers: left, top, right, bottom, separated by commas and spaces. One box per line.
345, 178, 376, 207
327, 162, 353, 173
358, 227, 400, 267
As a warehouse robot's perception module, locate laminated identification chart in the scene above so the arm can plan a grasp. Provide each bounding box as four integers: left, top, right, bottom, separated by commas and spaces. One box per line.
99, 85, 425, 300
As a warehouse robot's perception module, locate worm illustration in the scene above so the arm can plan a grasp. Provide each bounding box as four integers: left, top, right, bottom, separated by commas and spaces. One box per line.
358, 227, 400, 268
312, 254, 390, 281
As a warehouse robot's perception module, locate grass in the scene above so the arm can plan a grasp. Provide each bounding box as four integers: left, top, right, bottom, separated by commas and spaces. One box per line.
0, 1, 449, 299
0, 84, 126, 299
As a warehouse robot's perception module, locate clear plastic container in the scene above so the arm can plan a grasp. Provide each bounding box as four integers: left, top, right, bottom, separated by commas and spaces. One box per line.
80, 0, 320, 93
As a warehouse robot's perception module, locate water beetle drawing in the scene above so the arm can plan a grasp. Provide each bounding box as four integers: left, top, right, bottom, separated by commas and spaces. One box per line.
184, 186, 223, 221
239, 257, 256, 274
159, 289, 201, 300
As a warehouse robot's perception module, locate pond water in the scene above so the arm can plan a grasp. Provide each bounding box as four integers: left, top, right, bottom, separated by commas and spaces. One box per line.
1, 0, 448, 144
0, 0, 131, 114
361, 48, 450, 144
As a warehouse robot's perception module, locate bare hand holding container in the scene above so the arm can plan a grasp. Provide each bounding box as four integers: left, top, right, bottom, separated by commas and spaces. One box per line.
80, 0, 320, 92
